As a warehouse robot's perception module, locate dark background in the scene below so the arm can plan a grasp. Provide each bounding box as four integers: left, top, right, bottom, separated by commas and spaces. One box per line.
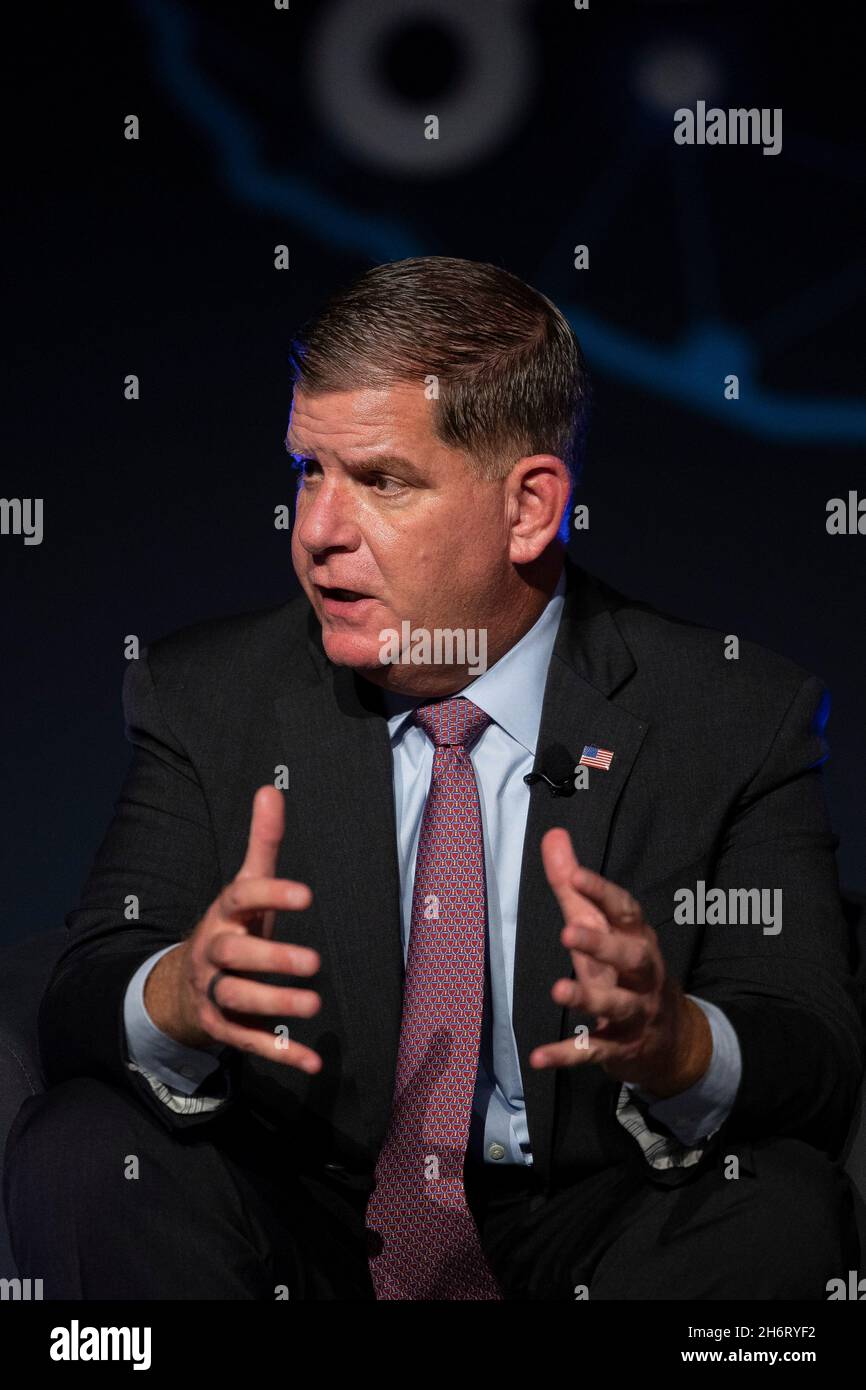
3, 0, 864, 945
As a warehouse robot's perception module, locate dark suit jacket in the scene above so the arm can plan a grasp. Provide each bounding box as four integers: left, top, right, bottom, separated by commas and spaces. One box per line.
38, 557, 865, 1193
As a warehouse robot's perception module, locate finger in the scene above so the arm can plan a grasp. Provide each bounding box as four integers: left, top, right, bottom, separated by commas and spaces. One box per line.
218, 876, 312, 921
206, 973, 322, 1020
209, 932, 321, 978
529, 1035, 622, 1069
541, 829, 609, 932
550, 975, 646, 1025
560, 922, 658, 988
236, 786, 286, 881
200, 1004, 323, 1074
570, 863, 644, 931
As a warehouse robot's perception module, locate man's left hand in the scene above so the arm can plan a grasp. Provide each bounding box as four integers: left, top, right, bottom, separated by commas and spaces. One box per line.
529, 828, 713, 1098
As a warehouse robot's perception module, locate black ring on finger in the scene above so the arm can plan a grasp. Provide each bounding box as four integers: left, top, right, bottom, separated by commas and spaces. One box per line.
207, 968, 229, 1009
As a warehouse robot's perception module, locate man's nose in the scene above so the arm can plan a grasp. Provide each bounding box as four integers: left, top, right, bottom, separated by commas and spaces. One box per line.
294, 480, 361, 554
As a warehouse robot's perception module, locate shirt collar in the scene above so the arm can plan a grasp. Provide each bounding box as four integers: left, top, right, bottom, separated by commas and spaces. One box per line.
377, 567, 567, 758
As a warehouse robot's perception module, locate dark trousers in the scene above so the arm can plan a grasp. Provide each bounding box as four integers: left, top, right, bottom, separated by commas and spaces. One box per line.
3, 1076, 859, 1300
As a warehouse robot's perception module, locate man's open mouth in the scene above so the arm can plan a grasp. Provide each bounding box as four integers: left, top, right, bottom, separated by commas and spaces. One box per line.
317, 586, 370, 603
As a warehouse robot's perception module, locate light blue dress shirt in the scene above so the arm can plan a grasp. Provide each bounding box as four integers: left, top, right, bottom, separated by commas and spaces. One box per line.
124, 570, 742, 1157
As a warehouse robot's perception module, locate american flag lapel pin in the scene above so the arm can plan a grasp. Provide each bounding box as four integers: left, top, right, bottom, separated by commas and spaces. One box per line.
578, 743, 614, 771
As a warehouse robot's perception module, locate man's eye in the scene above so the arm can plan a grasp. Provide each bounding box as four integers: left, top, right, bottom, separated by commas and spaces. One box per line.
291, 459, 403, 495
370, 475, 404, 494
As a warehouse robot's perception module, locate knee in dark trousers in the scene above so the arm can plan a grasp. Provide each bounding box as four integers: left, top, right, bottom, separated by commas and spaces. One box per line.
588, 1137, 860, 1300
3, 1076, 284, 1300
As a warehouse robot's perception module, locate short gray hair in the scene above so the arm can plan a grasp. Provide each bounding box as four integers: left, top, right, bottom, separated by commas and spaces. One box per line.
288, 256, 590, 484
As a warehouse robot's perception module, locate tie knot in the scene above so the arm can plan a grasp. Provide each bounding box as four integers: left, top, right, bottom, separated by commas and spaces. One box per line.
413, 697, 491, 749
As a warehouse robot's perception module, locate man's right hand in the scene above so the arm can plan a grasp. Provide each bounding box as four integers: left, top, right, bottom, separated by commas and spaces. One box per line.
143, 785, 322, 1074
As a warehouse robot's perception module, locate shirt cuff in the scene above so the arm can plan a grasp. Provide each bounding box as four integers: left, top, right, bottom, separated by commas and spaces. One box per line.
622, 996, 742, 1147
123, 943, 228, 1095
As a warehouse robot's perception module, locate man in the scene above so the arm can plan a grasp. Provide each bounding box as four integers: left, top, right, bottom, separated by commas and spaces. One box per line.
5, 257, 863, 1300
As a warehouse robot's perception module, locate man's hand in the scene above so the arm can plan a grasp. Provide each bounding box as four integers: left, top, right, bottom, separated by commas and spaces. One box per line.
143, 785, 323, 1074
528, 828, 713, 1097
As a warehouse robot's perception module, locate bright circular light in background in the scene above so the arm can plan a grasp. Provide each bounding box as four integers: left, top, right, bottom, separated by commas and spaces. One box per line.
634, 42, 724, 113
308, 0, 533, 177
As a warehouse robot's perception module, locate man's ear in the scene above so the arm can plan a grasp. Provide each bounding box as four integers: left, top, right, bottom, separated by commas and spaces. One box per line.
508, 455, 572, 565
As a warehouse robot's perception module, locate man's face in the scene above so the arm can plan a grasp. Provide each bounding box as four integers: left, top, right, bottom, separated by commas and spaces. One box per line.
288, 383, 514, 693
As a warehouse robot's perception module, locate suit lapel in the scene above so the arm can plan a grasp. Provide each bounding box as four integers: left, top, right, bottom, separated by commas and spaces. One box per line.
512, 559, 650, 1183
273, 609, 405, 1147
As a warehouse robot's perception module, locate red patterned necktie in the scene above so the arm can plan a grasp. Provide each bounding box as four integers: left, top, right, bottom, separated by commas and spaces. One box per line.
365, 696, 504, 1300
